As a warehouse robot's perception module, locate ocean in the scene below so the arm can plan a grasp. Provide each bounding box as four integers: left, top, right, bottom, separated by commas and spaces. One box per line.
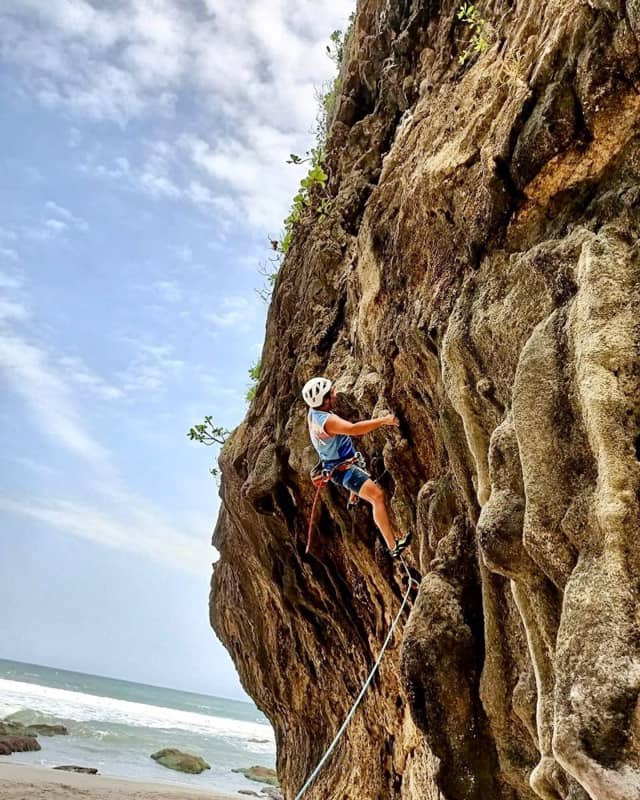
0, 658, 276, 794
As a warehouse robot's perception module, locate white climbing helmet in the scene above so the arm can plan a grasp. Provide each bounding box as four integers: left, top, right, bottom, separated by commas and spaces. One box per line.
302, 376, 333, 408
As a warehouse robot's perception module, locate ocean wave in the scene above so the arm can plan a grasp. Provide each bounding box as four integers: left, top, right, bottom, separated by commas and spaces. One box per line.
0, 679, 274, 746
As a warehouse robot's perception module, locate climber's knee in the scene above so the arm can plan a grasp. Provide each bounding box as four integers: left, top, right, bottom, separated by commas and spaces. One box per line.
358, 479, 384, 505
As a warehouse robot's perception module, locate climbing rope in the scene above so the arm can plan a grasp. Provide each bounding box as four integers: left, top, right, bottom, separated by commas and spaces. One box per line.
294, 555, 419, 800
305, 479, 326, 554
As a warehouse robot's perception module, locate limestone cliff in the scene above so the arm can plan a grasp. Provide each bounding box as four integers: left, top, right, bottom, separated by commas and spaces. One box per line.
210, 1, 640, 798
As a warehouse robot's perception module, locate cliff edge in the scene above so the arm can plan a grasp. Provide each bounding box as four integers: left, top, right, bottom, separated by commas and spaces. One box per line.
210, 1, 640, 798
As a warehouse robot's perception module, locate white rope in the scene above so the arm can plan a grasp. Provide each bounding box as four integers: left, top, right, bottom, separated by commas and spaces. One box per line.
294, 555, 417, 800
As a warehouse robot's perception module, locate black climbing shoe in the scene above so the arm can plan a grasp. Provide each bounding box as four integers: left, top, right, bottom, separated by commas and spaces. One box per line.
389, 530, 413, 558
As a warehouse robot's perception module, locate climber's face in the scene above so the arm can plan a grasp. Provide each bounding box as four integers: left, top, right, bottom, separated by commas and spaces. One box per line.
321, 387, 336, 411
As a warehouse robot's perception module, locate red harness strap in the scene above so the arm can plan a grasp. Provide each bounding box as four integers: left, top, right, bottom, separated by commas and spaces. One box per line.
305, 456, 359, 554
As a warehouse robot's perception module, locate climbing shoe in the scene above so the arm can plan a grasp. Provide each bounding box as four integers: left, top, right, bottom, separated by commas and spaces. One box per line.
389, 530, 413, 558
347, 492, 360, 512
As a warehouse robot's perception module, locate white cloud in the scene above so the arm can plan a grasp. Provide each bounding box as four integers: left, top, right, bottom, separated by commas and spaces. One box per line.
0, 333, 109, 465
0, 319, 214, 575
0, 320, 209, 576
45, 201, 89, 231
0, 267, 123, 403
0, 268, 27, 320
45, 217, 67, 233
3, 455, 60, 479
0, 0, 355, 233
185, 180, 238, 218
0, 495, 211, 575
21, 202, 88, 242
119, 340, 184, 394
81, 147, 236, 225
1, 1, 188, 123
85, 154, 131, 180
10, 0, 100, 39
81, 144, 185, 206
179, 126, 309, 231
58, 354, 125, 401
44, 64, 162, 124
139, 170, 181, 199
25, 224, 62, 242
0, 247, 19, 261
0, 244, 213, 576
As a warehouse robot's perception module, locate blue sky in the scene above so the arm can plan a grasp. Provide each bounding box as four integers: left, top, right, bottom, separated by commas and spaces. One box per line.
0, 0, 353, 700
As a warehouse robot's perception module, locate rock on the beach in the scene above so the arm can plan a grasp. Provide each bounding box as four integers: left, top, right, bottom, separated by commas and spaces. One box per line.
238, 792, 260, 797
260, 788, 283, 799
53, 765, 99, 774
27, 724, 68, 736
0, 719, 42, 755
0, 722, 37, 738
0, 736, 42, 755
231, 766, 279, 786
150, 748, 210, 774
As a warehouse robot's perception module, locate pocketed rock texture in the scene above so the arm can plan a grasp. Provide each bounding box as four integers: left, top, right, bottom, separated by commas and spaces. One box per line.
210, 1, 640, 798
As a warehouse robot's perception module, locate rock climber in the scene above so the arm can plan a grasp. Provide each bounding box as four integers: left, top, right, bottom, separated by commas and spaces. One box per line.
302, 376, 412, 558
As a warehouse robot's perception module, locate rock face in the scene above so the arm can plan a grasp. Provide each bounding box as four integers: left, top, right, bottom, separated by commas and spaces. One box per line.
210, 1, 640, 799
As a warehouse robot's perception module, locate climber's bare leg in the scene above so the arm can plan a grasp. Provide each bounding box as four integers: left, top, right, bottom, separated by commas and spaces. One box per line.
358, 479, 398, 550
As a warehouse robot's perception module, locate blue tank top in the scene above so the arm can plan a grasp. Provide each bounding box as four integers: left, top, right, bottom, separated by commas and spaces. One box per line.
308, 409, 356, 468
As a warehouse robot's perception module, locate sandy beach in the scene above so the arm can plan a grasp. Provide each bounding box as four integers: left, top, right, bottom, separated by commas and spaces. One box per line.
0, 762, 241, 800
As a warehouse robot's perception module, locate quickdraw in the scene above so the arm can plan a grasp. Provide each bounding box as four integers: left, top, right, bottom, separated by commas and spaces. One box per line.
306, 453, 367, 554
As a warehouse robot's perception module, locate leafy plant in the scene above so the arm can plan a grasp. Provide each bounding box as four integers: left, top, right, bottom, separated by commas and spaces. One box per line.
326, 28, 347, 66
245, 359, 261, 403
286, 153, 307, 165
272, 15, 354, 257
457, 3, 491, 65
277, 155, 328, 256
187, 416, 230, 478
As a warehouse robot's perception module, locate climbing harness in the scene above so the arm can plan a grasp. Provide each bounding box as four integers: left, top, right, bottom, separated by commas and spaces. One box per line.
293, 555, 419, 800
306, 453, 368, 554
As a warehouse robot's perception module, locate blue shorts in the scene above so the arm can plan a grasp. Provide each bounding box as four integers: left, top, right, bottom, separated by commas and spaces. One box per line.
330, 465, 370, 495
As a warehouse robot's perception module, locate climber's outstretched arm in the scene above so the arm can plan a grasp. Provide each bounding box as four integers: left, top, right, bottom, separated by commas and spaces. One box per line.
324, 414, 398, 437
